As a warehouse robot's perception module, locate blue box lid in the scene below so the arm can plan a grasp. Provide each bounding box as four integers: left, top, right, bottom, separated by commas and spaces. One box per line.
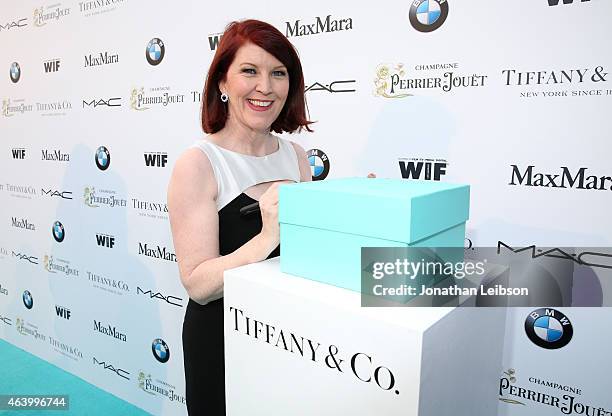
279, 178, 470, 244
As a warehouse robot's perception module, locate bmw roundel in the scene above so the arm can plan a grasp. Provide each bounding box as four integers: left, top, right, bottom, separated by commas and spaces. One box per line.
152, 338, 169, 363
10, 62, 21, 83
95, 146, 110, 171
307, 148, 330, 181
408, 0, 449, 33
52, 221, 65, 243
22, 290, 33, 309
525, 308, 573, 350
146, 38, 165, 66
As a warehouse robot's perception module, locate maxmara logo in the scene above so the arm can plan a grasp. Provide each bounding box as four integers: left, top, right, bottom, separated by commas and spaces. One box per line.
84, 51, 119, 68
93, 320, 127, 342
41, 148, 69, 162
11, 217, 35, 231
509, 165, 612, 191
285, 15, 353, 37
0, 18, 28, 32
138, 242, 176, 262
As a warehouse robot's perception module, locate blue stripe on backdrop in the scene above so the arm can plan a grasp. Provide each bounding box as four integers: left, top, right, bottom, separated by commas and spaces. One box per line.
0, 339, 150, 416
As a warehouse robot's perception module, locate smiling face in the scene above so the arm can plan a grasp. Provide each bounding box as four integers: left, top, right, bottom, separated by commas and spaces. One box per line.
219, 43, 290, 135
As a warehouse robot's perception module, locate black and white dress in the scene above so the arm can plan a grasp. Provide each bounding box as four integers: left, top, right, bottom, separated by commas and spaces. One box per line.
182, 136, 301, 415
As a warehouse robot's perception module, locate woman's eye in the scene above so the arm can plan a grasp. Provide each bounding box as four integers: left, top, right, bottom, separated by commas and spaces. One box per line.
272, 70, 287, 77
242, 68, 256, 75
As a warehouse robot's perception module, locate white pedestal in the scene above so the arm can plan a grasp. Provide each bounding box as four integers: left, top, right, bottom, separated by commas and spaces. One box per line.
224, 258, 505, 416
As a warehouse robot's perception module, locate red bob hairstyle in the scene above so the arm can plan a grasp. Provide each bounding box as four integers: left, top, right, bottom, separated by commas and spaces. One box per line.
202, 19, 313, 134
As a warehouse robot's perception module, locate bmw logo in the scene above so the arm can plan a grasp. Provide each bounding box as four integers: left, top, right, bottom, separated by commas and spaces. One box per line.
307, 149, 330, 181
152, 338, 169, 363
146, 38, 165, 66
52, 221, 65, 243
22, 290, 33, 309
95, 146, 110, 171
408, 0, 449, 33
10, 62, 21, 83
525, 308, 573, 350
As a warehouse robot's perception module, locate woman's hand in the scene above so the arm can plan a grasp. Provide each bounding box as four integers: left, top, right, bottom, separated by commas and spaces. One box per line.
258, 181, 293, 250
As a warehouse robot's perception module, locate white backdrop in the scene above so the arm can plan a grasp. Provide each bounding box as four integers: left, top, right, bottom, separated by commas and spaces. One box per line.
1, 0, 611, 414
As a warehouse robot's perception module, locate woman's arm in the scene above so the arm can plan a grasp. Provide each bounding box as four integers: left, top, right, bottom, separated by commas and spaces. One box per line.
290, 142, 312, 183
167, 148, 278, 305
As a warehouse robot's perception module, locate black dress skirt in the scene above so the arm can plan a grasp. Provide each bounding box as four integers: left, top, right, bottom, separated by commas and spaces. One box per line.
182, 193, 279, 415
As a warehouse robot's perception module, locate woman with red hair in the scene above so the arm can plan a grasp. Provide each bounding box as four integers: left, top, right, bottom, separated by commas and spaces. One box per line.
168, 19, 313, 415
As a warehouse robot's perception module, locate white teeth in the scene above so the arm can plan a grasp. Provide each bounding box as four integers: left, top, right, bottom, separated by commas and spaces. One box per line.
248, 99, 272, 107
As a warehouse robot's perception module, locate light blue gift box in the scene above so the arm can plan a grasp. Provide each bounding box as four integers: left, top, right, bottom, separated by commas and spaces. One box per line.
279, 178, 470, 293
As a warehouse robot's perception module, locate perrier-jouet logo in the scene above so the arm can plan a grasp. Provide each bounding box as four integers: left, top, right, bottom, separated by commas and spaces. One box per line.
138, 371, 155, 395
130, 88, 149, 111
499, 369, 525, 406
33, 7, 45, 27
373, 64, 412, 99
15, 318, 26, 335
83, 187, 99, 208
2, 99, 13, 117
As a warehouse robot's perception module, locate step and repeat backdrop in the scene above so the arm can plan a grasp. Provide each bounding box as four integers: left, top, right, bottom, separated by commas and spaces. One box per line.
1, 0, 611, 415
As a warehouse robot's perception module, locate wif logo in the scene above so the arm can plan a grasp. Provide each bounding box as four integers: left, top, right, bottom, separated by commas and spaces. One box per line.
399, 158, 447, 181
548, 0, 589, 5
208, 33, 222, 51
12, 148, 26, 159
55, 305, 71, 320
43, 59, 61, 73
144, 152, 168, 167
96, 234, 115, 248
